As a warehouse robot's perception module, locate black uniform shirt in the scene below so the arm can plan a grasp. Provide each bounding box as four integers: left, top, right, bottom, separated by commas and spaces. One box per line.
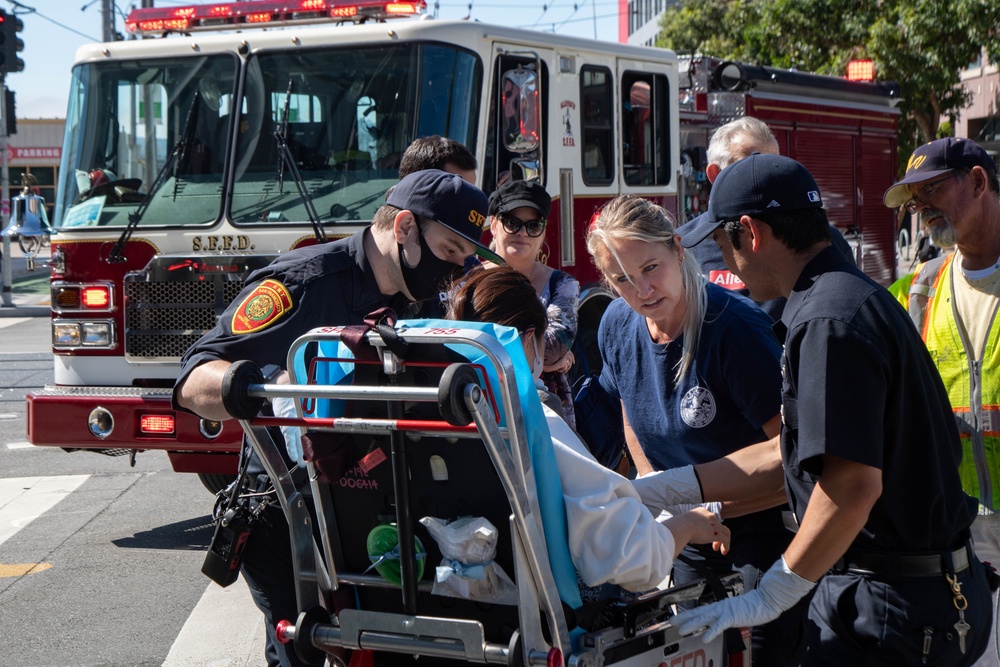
778, 245, 975, 554
173, 229, 408, 396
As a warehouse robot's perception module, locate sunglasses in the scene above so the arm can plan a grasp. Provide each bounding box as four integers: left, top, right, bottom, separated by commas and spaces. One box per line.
499, 213, 547, 237
904, 172, 960, 214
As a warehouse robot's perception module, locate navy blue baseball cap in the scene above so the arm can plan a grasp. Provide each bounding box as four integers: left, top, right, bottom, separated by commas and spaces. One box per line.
883, 137, 996, 208
386, 169, 501, 262
680, 154, 823, 248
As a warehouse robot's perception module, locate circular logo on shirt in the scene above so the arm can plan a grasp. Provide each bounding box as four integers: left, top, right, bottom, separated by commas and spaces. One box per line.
245, 294, 275, 321
680, 386, 716, 428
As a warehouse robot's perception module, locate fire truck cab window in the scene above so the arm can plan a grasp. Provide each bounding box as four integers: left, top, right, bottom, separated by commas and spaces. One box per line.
54, 43, 482, 231
580, 65, 614, 185
621, 71, 670, 186
55, 54, 239, 229
229, 43, 482, 226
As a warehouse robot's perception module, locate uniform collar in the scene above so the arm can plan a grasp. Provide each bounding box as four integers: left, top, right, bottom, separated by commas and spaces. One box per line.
779, 244, 851, 334
349, 227, 420, 320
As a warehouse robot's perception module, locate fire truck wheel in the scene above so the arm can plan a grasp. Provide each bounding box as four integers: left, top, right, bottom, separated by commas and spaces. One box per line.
198, 472, 237, 495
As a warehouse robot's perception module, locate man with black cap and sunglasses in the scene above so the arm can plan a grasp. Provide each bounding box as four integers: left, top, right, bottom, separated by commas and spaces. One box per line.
484, 179, 580, 428
633, 153, 992, 665
886, 137, 1000, 665
174, 169, 499, 667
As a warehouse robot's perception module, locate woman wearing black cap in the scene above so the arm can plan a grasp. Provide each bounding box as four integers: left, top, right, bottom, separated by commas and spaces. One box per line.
484, 179, 580, 428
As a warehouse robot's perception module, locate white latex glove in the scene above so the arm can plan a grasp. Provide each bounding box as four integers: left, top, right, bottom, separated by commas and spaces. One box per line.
630, 465, 702, 513
271, 395, 304, 466
674, 555, 815, 642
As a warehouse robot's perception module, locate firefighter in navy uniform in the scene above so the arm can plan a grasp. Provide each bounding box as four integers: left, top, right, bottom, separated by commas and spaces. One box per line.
173, 169, 499, 667
634, 154, 994, 666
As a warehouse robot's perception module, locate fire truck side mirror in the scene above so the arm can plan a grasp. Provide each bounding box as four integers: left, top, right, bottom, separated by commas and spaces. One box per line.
712, 61, 751, 93
501, 67, 540, 154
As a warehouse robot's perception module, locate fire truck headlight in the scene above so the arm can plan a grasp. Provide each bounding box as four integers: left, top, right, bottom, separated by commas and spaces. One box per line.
53, 320, 115, 348
81, 321, 113, 346
53, 321, 81, 346
88, 407, 114, 439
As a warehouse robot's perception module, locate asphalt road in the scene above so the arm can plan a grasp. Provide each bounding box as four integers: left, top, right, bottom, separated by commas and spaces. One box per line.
0, 314, 268, 667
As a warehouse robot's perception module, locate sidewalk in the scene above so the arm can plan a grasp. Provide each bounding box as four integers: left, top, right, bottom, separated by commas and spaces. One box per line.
1, 246, 51, 316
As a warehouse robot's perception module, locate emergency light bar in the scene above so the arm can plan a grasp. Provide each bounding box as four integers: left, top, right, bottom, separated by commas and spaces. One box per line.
125, 0, 426, 35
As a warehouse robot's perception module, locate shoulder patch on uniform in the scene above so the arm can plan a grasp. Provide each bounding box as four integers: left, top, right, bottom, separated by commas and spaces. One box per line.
231, 279, 293, 335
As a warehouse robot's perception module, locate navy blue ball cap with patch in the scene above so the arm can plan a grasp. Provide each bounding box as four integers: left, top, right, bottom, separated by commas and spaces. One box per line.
386, 169, 501, 262
883, 137, 997, 208
680, 154, 823, 248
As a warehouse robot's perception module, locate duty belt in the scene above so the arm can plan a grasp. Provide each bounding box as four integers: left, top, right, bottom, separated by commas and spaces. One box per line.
834, 544, 971, 579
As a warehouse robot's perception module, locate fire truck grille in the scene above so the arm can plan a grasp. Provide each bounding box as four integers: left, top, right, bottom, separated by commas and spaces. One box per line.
123, 280, 246, 361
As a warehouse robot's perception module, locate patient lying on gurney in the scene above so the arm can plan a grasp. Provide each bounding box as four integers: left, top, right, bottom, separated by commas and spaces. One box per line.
445, 266, 729, 594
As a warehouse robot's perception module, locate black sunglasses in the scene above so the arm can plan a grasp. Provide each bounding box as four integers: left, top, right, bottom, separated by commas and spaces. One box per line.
499, 213, 547, 237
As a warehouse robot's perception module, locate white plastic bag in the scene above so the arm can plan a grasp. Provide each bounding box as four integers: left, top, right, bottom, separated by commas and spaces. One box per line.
419, 516, 518, 605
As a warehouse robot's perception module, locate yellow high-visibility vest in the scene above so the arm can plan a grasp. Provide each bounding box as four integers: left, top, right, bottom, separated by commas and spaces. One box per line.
893, 254, 1000, 510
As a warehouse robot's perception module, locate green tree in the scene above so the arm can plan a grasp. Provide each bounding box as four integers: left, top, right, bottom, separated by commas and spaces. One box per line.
658, 0, 1000, 165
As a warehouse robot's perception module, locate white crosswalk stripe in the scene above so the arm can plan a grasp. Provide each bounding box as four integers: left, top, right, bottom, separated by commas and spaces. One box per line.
0, 474, 267, 666
0, 475, 90, 545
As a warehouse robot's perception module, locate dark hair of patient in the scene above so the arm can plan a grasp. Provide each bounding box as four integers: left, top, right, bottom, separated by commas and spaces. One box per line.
446, 266, 546, 338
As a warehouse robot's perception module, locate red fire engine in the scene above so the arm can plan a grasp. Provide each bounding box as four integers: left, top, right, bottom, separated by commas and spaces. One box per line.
26, 0, 900, 490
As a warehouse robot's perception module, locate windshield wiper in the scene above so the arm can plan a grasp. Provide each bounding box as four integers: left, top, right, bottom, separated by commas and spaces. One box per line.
273, 79, 327, 243
107, 91, 202, 264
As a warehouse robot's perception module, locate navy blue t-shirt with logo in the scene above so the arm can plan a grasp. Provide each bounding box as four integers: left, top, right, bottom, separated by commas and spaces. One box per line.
598, 282, 782, 470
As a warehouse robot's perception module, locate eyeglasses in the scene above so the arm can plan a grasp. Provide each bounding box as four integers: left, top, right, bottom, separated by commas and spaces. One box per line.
904, 173, 959, 214
499, 214, 547, 237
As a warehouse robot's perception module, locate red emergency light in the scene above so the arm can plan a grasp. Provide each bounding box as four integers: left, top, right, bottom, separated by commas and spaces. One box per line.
846, 59, 876, 82
81, 285, 111, 309
139, 414, 176, 436
125, 0, 426, 35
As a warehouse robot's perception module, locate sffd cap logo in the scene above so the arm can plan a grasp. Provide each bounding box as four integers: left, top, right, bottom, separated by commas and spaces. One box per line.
468, 210, 486, 227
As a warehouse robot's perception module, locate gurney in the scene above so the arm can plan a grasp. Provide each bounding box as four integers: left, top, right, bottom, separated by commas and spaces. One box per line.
221, 319, 749, 666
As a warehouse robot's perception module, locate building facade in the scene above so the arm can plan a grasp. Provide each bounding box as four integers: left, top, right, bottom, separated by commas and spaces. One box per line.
6, 118, 65, 221
619, 0, 676, 46
956, 51, 1000, 159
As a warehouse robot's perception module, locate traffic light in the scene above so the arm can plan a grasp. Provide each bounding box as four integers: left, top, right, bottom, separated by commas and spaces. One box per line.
0, 10, 24, 76
5, 89, 15, 135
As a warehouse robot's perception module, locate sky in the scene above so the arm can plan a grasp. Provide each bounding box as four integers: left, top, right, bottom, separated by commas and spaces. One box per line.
12, 0, 621, 119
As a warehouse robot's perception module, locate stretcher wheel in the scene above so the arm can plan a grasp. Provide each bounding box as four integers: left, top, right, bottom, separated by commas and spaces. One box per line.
221, 360, 266, 420
293, 606, 332, 666
437, 363, 479, 426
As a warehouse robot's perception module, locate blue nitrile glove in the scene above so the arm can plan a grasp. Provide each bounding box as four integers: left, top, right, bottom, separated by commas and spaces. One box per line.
674, 555, 815, 642
271, 395, 304, 466
630, 465, 702, 513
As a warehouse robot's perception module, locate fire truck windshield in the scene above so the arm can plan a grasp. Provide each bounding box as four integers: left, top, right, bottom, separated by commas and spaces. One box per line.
54, 42, 482, 231
55, 54, 241, 230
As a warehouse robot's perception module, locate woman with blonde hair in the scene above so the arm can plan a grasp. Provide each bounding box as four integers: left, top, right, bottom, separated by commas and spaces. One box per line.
586, 194, 804, 666
446, 265, 729, 598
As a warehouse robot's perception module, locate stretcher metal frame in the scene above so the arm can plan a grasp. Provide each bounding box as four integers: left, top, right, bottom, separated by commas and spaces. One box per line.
232, 325, 746, 666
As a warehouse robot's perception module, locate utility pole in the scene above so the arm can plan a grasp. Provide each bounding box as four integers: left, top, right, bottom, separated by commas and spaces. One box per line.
101, 0, 114, 42
1, 76, 11, 307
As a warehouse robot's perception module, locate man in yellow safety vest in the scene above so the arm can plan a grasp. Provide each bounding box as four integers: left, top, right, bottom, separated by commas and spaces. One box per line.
887, 137, 1000, 665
